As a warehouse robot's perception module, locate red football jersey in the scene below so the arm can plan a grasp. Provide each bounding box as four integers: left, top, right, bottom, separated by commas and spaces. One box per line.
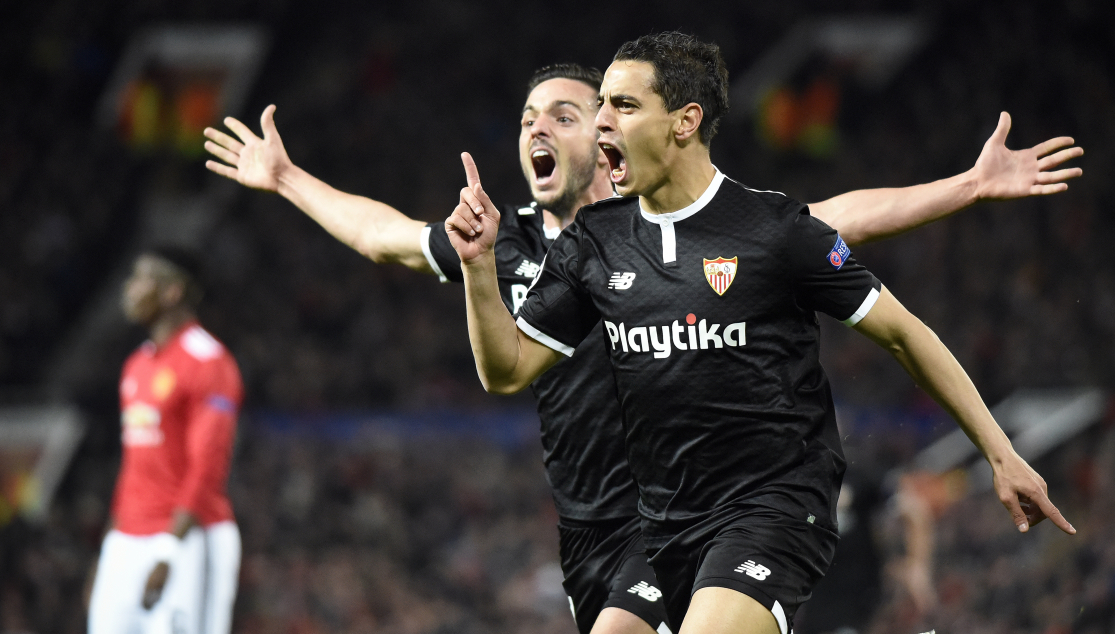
111, 321, 242, 535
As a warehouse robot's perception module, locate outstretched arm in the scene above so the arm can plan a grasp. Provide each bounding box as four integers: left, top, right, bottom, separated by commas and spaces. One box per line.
448, 153, 563, 393
204, 105, 433, 272
812, 112, 1083, 246
853, 287, 1075, 536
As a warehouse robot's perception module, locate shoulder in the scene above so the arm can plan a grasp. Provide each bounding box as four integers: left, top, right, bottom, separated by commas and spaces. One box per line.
571, 195, 637, 234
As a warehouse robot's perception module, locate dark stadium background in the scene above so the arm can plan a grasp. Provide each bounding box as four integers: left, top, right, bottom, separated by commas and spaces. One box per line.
2, 0, 1114, 632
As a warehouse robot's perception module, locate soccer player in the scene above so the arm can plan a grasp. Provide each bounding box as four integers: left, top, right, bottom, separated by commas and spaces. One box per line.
87, 248, 243, 634
446, 33, 1078, 634
203, 64, 1080, 634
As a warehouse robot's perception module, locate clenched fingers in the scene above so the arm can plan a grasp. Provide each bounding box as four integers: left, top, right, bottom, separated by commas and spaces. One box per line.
446, 202, 481, 237
459, 187, 485, 234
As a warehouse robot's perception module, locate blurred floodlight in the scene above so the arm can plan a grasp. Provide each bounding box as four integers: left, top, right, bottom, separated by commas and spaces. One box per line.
732, 15, 930, 116
0, 405, 85, 524
96, 25, 269, 153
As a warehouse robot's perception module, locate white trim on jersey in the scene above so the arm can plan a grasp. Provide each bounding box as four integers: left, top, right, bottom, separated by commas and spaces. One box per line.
516, 316, 575, 357
543, 223, 561, 240
639, 169, 726, 263
771, 600, 789, 634
842, 287, 880, 326
657, 621, 674, 634
419, 225, 449, 283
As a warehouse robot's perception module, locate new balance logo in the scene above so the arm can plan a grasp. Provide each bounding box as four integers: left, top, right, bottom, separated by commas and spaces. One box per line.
515, 260, 541, 278
608, 272, 636, 290
627, 581, 662, 602
735, 560, 771, 580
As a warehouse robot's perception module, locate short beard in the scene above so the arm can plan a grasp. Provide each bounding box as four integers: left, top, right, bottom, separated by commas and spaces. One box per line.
534, 149, 598, 219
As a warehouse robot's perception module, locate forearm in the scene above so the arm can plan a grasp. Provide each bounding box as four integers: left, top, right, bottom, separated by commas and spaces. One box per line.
167, 508, 197, 539
811, 170, 979, 246
276, 165, 432, 270
461, 253, 537, 393
883, 321, 1013, 466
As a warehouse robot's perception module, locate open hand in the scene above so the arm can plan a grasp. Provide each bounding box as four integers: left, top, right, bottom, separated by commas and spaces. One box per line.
991, 449, 1075, 535
445, 152, 501, 264
204, 105, 293, 192
141, 561, 170, 610
973, 112, 1083, 200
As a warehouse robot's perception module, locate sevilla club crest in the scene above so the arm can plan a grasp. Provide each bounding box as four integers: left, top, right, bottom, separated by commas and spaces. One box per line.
703, 257, 737, 296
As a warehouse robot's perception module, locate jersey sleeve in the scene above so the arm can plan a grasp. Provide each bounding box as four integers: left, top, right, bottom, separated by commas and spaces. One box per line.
515, 220, 600, 356
421, 222, 462, 283
789, 206, 882, 326
175, 354, 242, 517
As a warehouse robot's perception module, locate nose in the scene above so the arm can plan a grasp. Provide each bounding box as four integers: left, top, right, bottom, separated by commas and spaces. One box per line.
530, 115, 552, 140
595, 102, 615, 135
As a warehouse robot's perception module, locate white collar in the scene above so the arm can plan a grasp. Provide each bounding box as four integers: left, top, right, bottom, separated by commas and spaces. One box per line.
639, 168, 725, 225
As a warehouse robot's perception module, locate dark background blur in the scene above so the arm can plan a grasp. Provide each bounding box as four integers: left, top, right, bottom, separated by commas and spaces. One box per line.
1, 0, 1114, 632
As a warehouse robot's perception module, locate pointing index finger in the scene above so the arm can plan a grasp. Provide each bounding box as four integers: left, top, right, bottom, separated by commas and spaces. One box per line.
462, 152, 481, 188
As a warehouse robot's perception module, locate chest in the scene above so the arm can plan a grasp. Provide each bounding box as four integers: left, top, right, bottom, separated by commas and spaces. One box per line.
587, 215, 791, 325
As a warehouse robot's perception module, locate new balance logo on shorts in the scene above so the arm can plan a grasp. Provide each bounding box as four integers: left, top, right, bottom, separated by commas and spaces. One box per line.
627, 581, 663, 602
608, 272, 636, 290
735, 560, 772, 580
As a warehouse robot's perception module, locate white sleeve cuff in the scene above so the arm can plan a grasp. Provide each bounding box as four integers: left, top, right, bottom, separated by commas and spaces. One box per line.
419, 226, 449, 283
516, 316, 575, 357
842, 287, 880, 326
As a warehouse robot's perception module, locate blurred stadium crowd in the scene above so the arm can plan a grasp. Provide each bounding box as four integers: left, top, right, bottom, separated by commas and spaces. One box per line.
1, 0, 1113, 632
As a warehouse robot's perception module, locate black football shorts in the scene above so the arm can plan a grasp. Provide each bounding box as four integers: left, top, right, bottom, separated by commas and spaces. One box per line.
646, 505, 839, 633
558, 516, 672, 634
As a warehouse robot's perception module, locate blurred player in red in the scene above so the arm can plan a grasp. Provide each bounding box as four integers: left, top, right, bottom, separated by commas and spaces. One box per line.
87, 247, 243, 634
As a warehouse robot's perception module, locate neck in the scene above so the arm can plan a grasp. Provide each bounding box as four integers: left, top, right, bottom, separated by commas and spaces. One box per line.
149, 307, 195, 347
639, 146, 716, 215
542, 166, 614, 229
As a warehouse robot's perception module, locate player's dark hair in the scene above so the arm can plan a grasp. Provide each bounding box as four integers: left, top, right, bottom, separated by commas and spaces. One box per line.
145, 244, 205, 307
614, 32, 730, 145
526, 63, 604, 96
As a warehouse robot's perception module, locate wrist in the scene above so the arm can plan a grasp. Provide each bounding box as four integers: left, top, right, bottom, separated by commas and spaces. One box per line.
461, 249, 497, 270
275, 163, 306, 199
956, 167, 983, 205
150, 532, 180, 563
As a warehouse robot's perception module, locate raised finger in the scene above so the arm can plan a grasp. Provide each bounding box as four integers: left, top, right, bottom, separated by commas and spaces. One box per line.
1037, 147, 1084, 170
223, 116, 260, 145
1035, 167, 1084, 185
1033, 491, 1076, 534
205, 160, 239, 180
1032, 136, 1076, 157
204, 140, 240, 165
203, 127, 244, 153
461, 152, 481, 188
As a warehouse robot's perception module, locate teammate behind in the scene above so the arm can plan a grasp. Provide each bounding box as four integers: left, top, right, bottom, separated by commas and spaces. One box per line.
87, 248, 242, 634
447, 33, 1077, 634
203, 64, 1081, 634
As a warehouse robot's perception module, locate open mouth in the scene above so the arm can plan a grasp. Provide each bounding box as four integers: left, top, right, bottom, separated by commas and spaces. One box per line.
600, 143, 626, 184
531, 149, 557, 185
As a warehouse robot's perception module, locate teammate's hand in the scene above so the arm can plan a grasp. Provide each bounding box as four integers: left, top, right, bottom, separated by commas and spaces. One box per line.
203, 105, 293, 192
141, 561, 170, 609
972, 112, 1083, 200
991, 449, 1075, 535
446, 152, 501, 264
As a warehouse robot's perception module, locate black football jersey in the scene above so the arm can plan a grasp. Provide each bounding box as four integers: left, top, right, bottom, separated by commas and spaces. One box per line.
515, 171, 882, 547
424, 202, 640, 521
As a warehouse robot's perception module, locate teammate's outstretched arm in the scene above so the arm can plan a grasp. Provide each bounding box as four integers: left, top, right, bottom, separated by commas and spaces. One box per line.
852, 287, 1076, 536
203, 105, 433, 272
811, 112, 1083, 246
448, 153, 563, 393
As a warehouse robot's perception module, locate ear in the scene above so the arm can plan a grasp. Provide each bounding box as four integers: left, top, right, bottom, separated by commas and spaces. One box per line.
674, 103, 704, 143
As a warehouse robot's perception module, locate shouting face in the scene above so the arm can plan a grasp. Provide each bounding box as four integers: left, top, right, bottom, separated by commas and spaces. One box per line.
595, 60, 681, 199
519, 78, 603, 217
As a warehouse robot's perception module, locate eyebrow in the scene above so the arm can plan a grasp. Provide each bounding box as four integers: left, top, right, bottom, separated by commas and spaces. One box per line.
521, 100, 585, 115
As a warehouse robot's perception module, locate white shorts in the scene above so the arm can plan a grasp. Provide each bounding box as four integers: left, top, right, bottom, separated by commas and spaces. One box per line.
88, 521, 241, 634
